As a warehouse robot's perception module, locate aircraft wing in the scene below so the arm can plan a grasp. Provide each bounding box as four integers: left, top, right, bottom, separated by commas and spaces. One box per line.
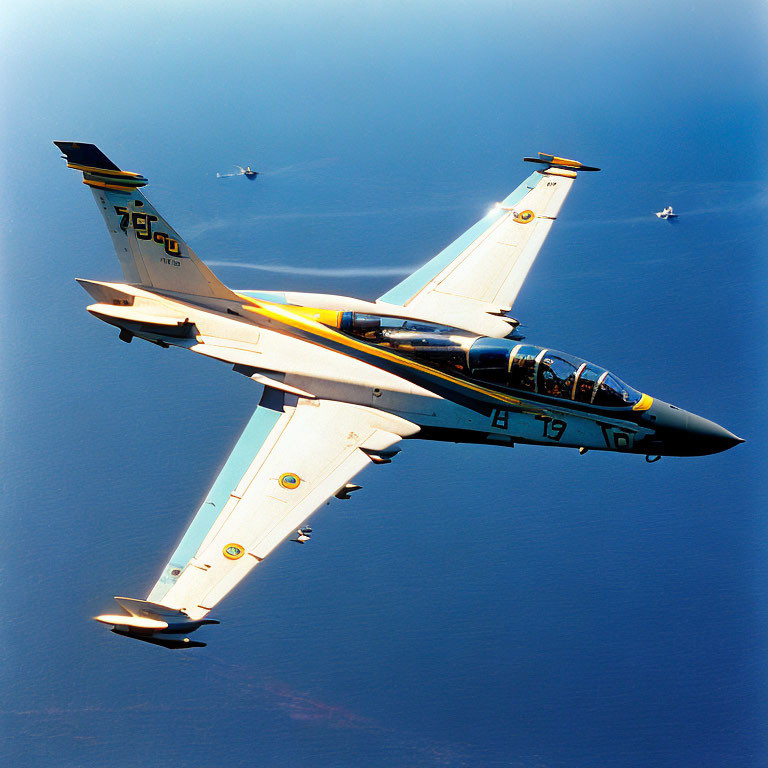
377, 154, 599, 336
97, 392, 419, 645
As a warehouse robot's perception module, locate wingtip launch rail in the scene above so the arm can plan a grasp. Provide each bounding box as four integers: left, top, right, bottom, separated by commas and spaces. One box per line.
54, 140, 149, 190
523, 152, 601, 173
95, 597, 220, 649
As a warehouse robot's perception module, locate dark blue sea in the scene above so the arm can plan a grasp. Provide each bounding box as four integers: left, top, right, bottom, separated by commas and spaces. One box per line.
2, 3, 766, 765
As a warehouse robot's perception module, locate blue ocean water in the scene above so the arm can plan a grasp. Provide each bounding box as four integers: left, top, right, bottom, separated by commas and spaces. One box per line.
2, 3, 766, 766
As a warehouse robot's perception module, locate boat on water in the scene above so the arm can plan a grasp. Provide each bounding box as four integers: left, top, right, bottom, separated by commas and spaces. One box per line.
656, 206, 678, 219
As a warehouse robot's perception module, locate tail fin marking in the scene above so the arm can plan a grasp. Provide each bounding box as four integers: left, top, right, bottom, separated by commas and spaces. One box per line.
55, 141, 235, 300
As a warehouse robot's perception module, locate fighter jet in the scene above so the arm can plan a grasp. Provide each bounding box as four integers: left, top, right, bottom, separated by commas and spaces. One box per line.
217, 164, 259, 180
54, 143, 743, 648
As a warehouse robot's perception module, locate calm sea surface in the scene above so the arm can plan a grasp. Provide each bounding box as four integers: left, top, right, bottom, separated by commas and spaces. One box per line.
2, 3, 766, 765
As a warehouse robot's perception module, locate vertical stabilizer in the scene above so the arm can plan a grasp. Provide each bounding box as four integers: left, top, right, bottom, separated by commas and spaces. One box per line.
55, 142, 236, 300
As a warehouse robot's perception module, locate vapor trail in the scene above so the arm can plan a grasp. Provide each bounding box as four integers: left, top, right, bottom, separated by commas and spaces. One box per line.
206, 260, 417, 277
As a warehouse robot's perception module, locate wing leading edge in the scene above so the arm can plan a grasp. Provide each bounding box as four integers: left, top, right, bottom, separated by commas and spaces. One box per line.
378, 153, 599, 335
96, 391, 419, 645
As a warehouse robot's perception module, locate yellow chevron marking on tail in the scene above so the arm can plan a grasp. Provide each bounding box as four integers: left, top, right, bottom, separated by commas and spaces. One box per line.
67, 163, 143, 178
82, 179, 137, 192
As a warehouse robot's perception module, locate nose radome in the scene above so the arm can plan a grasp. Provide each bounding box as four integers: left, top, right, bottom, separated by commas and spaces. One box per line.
685, 412, 744, 455
644, 400, 744, 456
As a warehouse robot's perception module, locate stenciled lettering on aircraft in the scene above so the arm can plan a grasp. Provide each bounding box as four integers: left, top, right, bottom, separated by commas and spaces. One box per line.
113, 205, 184, 260
597, 422, 635, 451
492, 409, 569, 442
491, 408, 509, 430
534, 414, 567, 442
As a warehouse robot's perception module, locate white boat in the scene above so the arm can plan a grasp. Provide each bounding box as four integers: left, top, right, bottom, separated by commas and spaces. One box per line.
656, 206, 678, 219
293, 527, 312, 543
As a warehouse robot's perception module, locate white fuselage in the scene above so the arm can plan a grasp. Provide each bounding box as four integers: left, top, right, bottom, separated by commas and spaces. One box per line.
78, 279, 654, 455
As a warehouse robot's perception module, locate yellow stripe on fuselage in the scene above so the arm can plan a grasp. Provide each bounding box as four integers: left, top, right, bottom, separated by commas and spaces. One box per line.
235, 294, 528, 408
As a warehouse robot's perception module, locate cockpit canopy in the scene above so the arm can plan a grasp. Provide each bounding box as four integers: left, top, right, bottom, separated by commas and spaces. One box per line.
338, 312, 641, 408
467, 338, 641, 407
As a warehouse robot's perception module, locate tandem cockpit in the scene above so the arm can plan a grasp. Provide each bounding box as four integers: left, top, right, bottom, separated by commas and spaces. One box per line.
337, 312, 643, 409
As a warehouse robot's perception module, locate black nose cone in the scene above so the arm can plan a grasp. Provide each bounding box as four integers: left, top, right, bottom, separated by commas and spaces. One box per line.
683, 412, 744, 455
642, 400, 744, 456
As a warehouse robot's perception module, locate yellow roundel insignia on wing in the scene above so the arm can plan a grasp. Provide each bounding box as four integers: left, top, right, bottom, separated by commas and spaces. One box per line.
279, 472, 301, 490
514, 209, 535, 224
223, 543, 245, 560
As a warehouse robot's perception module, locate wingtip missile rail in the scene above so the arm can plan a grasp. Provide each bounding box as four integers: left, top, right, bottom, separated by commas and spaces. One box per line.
523, 152, 601, 172
94, 597, 219, 649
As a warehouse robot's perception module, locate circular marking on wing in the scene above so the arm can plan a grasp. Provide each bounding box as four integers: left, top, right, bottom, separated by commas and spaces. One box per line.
170, 568, 182, 577
223, 543, 246, 560
514, 209, 535, 224
279, 472, 301, 490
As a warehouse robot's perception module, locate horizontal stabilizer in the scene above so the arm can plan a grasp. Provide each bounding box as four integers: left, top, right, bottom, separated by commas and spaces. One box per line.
86, 302, 191, 328
523, 152, 600, 172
